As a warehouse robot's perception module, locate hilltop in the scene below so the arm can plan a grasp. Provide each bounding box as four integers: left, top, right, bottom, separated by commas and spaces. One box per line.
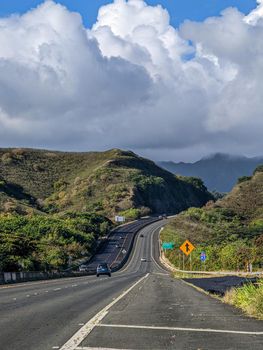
158, 153, 263, 192
0, 148, 212, 218
161, 165, 263, 271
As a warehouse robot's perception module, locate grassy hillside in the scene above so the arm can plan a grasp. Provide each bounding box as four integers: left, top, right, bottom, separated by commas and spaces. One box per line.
0, 148, 213, 272
161, 165, 263, 271
0, 148, 212, 218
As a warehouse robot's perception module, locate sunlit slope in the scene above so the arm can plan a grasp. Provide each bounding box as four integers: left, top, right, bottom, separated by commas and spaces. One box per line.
161, 166, 263, 270
0, 148, 212, 216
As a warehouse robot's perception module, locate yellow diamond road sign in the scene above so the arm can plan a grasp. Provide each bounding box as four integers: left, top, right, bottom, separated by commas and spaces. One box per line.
180, 240, 195, 256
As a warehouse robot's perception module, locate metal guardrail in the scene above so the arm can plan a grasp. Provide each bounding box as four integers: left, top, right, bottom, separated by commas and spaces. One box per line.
110, 217, 161, 272
160, 250, 263, 277
0, 270, 95, 285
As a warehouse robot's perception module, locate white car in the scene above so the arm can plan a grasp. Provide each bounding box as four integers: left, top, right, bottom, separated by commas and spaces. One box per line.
141, 258, 147, 262
79, 264, 88, 272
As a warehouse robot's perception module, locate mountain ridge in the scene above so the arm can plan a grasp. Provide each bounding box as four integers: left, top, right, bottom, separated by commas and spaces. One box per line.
0, 148, 213, 218
158, 153, 263, 192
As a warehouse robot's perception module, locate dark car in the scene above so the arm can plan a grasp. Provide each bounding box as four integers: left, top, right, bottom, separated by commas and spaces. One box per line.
96, 263, 111, 277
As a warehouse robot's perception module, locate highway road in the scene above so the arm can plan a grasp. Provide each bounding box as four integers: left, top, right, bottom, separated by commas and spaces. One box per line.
0, 219, 262, 350
86, 218, 160, 271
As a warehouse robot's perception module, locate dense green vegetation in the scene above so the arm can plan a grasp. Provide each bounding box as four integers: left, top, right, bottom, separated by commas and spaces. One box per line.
224, 281, 263, 320
0, 213, 112, 272
0, 148, 212, 218
0, 148, 214, 272
161, 167, 263, 271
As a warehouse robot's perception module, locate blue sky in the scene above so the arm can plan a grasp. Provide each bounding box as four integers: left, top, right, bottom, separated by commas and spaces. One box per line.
0, 0, 257, 27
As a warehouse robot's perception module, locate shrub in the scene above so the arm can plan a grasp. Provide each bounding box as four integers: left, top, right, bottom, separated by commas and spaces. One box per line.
238, 176, 252, 184
253, 165, 263, 175
0, 213, 112, 271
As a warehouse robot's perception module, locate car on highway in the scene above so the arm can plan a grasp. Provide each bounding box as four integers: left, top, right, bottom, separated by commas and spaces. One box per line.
141, 258, 147, 262
79, 264, 88, 272
140, 234, 144, 237
96, 263, 111, 277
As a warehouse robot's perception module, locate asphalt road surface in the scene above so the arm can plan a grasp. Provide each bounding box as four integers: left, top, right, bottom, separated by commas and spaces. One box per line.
86, 218, 160, 271
184, 276, 259, 295
0, 220, 262, 350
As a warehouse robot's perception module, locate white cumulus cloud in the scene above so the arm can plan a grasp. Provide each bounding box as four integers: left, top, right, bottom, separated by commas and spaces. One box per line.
0, 0, 263, 161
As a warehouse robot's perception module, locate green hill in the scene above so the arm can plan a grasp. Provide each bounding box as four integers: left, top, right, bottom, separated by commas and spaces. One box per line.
0, 148, 212, 218
161, 165, 263, 271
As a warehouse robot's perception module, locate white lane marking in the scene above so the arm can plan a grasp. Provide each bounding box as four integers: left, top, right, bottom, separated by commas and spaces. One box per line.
76, 348, 133, 350
120, 221, 162, 274
150, 226, 168, 273
97, 323, 263, 336
0, 274, 92, 290
76, 347, 133, 350
60, 274, 149, 350
118, 224, 150, 274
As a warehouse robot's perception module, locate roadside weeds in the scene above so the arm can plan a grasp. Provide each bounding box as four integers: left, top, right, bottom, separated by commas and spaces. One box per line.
160, 250, 263, 320
223, 281, 263, 320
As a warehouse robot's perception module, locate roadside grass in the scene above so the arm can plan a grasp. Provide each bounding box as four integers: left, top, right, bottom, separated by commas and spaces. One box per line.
173, 271, 213, 279
223, 280, 263, 320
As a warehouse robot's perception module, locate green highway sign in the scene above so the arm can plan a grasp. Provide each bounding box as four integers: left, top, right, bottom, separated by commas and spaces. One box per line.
162, 242, 174, 250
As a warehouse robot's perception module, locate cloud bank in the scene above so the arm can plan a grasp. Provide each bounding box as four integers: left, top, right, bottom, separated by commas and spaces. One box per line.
0, 0, 263, 161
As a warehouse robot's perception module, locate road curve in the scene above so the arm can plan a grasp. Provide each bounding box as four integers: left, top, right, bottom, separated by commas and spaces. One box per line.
0, 220, 262, 350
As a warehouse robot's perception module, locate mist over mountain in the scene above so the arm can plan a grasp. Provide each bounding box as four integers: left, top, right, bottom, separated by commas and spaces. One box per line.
158, 153, 263, 192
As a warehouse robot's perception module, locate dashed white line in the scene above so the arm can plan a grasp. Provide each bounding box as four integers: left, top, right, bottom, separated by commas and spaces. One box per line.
76, 348, 132, 350
60, 274, 149, 350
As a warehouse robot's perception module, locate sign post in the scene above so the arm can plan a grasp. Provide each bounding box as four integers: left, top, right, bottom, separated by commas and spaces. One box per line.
200, 251, 206, 271
115, 216, 125, 223
162, 242, 175, 250
180, 240, 195, 271
179, 240, 195, 256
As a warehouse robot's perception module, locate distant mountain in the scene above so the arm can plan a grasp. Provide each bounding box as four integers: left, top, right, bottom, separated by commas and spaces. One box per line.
158, 153, 263, 192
